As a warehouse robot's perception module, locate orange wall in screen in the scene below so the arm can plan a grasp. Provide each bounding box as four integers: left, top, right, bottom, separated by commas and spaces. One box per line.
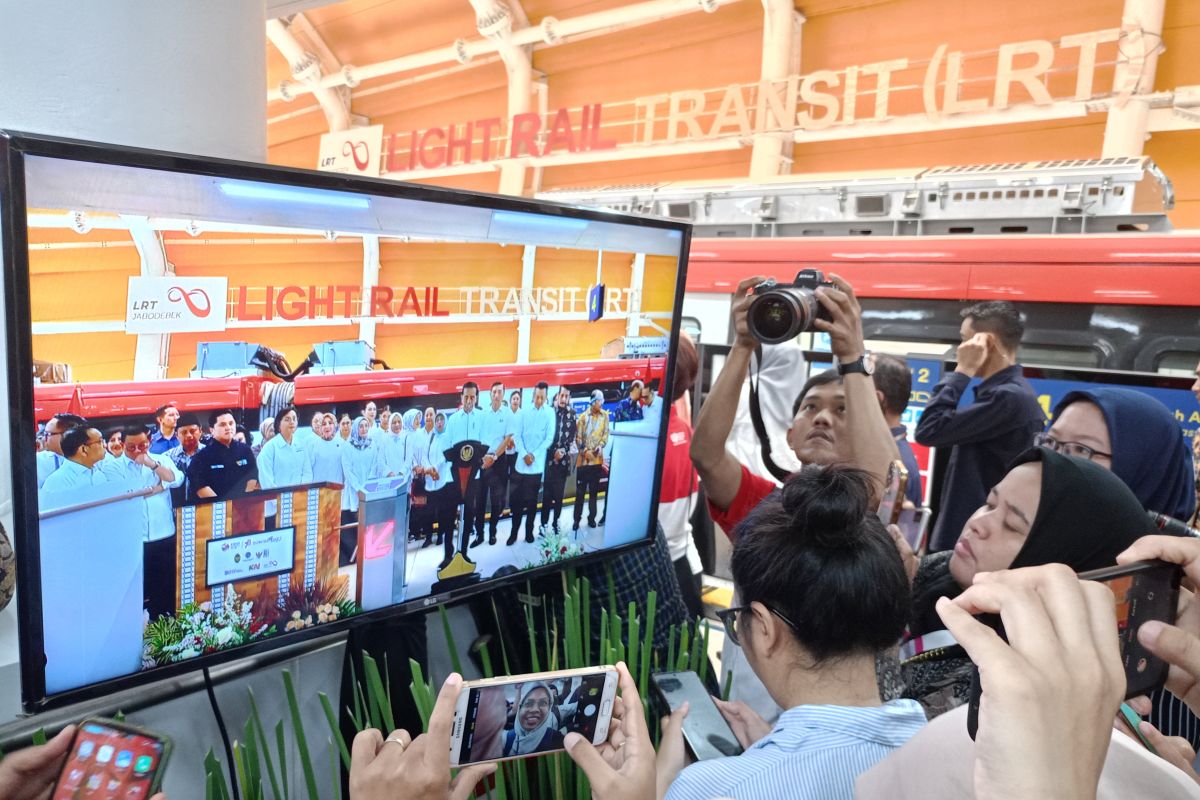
266, 0, 1200, 226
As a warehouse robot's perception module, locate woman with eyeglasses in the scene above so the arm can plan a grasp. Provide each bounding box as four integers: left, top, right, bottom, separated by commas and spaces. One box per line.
899, 446, 1156, 720
659, 466, 926, 800
1043, 387, 1200, 749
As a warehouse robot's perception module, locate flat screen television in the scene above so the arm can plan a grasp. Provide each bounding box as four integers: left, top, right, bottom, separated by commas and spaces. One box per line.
0, 131, 690, 710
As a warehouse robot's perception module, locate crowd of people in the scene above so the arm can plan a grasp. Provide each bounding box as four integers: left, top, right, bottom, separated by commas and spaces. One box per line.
16, 268, 1200, 798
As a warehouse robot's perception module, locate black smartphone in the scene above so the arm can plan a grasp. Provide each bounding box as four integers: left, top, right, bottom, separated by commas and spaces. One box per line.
652, 670, 743, 760
967, 560, 1182, 740
1078, 559, 1181, 698
51, 717, 171, 799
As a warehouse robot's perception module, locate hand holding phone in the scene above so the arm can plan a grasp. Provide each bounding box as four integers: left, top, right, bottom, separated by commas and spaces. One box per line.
875, 461, 908, 526
451, 667, 618, 766
50, 717, 170, 800
652, 671, 742, 760
0, 725, 73, 800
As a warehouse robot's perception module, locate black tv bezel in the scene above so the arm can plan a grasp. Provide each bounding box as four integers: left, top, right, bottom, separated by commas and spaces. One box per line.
0, 130, 692, 712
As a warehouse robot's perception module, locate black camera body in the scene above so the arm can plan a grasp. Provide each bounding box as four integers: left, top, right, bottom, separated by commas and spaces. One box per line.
746, 269, 835, 343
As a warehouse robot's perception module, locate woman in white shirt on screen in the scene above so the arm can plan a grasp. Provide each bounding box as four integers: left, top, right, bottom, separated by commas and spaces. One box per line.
422, 411, 455, 552
339, 416, 383, 564
257, 406, 313, 526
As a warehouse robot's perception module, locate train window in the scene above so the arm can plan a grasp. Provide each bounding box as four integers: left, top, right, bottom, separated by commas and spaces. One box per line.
1019, 189, 1030, 198
1155, 351, 1200, 377
966, 192, 976, 200
953, 192, 963, 201
1017, 344, 1101, 368
1034, 189, 1044, 198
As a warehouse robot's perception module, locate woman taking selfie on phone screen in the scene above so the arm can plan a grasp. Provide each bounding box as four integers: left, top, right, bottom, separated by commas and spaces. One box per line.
901, 447, 1158, 718
658, 466, 926, 800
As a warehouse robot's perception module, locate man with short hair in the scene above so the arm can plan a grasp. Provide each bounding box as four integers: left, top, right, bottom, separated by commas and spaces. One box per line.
478, 381, 515, 545
36, 413, 87, 488
446, 381, 486, 548
103, 425, 183, 620
872, 354, 923, 507
510, 382, 554, 544
149, 404, 180, 455
541, 385, 577, 534
574, 389, 610, 532
915, 300, 1044, 552
40, 426, 109, 495
186, 410, 259, 500
164, 413, 205, 505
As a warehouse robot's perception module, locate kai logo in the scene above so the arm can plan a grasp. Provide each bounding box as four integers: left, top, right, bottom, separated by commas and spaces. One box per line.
166, 286, 212, 318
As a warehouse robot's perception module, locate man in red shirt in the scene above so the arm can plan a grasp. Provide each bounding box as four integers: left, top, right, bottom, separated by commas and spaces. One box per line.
690, 274, 898, 536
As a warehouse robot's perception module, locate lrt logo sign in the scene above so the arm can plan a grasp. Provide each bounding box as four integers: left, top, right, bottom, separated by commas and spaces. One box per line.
318, 125, 384, 177
126, 277, 228, 334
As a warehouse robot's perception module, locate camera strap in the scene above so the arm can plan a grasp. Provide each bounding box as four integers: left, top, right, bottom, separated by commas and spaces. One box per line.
747, 344, 793, 483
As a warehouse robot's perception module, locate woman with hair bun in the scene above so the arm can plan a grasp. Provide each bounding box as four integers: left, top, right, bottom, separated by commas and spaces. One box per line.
659, 466, 926, 800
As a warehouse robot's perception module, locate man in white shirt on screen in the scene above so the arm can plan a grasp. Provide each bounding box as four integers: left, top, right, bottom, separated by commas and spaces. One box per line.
477, 381, 515, 546
101, 425, 183, 620
509, 382, 554, 545
35, 413, 87, 489
40, 426, 110, 496
446, 382, 486, 547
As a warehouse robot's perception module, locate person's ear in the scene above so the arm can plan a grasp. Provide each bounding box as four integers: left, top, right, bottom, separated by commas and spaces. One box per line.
748, 601, 783, 656
874, 389, 886, 411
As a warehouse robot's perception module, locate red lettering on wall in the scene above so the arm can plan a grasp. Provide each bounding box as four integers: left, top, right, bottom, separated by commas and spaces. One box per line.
277, 286, 306, 321
398, 287, 422, 316
509, 113, 542, 158
309, 286, 335, 318
446, 122, 474, 165
477, 117, 502, 161
544, 108, 578, 154
371, 286, 394, 316
264, 286, 275, 321
335, 285, 357, 317
429, 286, 450, 317
589, 104, 617, 150
234, 287, 262, 321
418, 127, 447, 169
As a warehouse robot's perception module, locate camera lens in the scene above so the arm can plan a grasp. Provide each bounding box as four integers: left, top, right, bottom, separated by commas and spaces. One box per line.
749, 292, 807, 343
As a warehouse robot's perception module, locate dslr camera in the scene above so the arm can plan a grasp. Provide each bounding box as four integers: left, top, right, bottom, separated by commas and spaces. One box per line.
746, 269, 835, 344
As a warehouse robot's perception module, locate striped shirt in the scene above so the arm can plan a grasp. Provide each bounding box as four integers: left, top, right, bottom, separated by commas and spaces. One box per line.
664, 701, 926, 800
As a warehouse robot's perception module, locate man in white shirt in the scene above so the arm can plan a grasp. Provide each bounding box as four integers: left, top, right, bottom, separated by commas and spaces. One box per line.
445, 382, 486, 547
35, 413, 87, 489
40, 426, 110, 497
509, 382, 554, 545
477, 381, 515, 546
101, 426, 183, 621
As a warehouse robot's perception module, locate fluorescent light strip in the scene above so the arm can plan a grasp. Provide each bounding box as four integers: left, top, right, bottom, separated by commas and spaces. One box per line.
218, 182, 371, 210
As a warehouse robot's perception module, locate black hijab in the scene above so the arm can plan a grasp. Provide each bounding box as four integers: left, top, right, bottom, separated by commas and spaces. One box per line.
912, 446, 1157, 634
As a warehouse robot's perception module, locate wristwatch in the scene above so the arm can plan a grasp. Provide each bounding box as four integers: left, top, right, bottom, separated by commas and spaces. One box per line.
837, 352, 873, 377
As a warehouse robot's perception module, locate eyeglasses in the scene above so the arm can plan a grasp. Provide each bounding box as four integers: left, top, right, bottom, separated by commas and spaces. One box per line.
125, 442, 151, 453
715, 604, 801, 647
1034, 433, 1112, 462
519, 698, 551, 711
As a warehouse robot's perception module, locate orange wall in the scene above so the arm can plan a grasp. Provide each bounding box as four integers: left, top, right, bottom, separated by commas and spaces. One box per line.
266, 0, 1200, 226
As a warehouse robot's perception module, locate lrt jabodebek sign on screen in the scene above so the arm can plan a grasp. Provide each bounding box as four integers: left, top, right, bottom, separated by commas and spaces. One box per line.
126, 276, 228, 334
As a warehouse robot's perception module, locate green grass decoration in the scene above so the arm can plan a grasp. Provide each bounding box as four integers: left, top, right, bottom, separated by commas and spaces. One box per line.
248, 688, 284, 800
489, 596, 513, 675
347, 658, 366, 731
204, 749, 231, 800
639, 591, 657, 702
319, 692, 351, 772
581, 575, 592, 665
362, 654, 396, 733
438, 605, 464, 676
328, 738, 342, 800
31, 729, 47, 746
409, 658, 435, 728
281, 670, 320, 800
722, 668, 733, 701
274, 720, 289, 797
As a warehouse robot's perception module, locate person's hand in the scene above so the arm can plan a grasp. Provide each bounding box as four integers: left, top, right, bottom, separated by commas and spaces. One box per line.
523, 453, 534, 466
811, 273, 867, 362
731, 276, 767, 352
0, 725, 74, 800
713, 698, 771, 749
246, 479, 260, 492
1117, 536, 1200, 713
955, 333, 991, 378
564, 662, 655, 800
887, 523, 918, 584
1134, 718, 1200, 782
349, 673, 495, 800
429, 468, 439, 481
555, 448, 565, 462
936, 564, 1124, 800
482, 454, 495, 469
655, 702, 691, 799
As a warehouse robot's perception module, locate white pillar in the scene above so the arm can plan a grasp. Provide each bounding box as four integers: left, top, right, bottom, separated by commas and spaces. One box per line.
124, 216, 172, 382
517, 246, 536, 363
0, 1, 267, 161
469, 0, 535, 196
626, 254, 646, 337
359, 235, 381, 348
749, 1, 804, 179
1101, 0, 1166, 157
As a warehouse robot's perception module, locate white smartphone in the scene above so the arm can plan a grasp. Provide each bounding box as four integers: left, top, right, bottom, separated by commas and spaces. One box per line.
449, 666, 619, 766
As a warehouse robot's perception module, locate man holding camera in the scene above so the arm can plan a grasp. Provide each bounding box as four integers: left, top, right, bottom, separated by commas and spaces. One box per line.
691, 273, 899, 535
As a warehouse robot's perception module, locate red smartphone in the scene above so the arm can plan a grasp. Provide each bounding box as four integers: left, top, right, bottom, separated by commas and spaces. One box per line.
51, 717, 170, 799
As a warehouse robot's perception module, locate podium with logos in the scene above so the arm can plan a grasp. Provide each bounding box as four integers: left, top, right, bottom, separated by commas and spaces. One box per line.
433, 439, 486, 592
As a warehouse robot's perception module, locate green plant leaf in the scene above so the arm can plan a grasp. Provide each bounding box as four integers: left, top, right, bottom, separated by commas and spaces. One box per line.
409, 658, 435, 728
347, 658, 366, 732
722, 668, 733, 701
640, 591, 657, 700
282, 669, 321, 800
329, 737, 343, 800
438, 605, 464, 676
319, 692, 352, 772
581, 575, 592, 666
248, 688, 283, 800
274, 720, 289, 800
490, 596, 512, 675
363, 653, 396, 733
31, 729, 46, 746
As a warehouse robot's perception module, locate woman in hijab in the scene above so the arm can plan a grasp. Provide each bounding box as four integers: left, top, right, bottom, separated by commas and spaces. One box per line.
338, 416, 382, 565
379, 412, 409, 482
423, 412, 457, 563
253, 416, 275, 457
901, 447, 1158, 718
503, 682, 564, 757
1044, 387, 1199, 746
411, 407, 436, 548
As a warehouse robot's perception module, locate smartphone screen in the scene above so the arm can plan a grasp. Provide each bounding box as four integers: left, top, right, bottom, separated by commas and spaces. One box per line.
53, 719, 167, 799
453, 670, 615, 765
652, 671, 742, 760
1082, 560, 1181, 698
893, 507, 928, 552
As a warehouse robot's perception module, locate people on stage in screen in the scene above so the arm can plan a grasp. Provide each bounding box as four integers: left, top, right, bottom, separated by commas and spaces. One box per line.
541, 385, 577, 535
307, 412, 345, 485
257, 405, 314, 527
148, 403, 180, 455
165, 413, 205, 506
412, 407, 437, 548
509, 382, 554, 545
479, 382, 515, 546
40, 425, 110, 495
102, 424, 183, 621
574, 390, 609, 531
446, 381, 485, 551
339, 415, 384, 565
104, 427, 124, 461
424, 411, 459, 569
36, 413, 87, 488
186, 410, 259, 501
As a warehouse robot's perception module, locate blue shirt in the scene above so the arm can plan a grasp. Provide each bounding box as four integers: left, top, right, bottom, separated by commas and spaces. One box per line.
307, 436, 346, 485
100, 454, 183, 541
258, 435, 314, 491
149, 429, 179, 455
445, 407, 484, 445
664, 701, 926, 800
36, 450, 64, 488
478, 403, 516, 455
891, 425, 924, 507
514, 403, 555, 475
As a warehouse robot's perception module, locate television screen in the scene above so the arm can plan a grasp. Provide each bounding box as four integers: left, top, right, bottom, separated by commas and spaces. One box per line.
1, 133, 689, 709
